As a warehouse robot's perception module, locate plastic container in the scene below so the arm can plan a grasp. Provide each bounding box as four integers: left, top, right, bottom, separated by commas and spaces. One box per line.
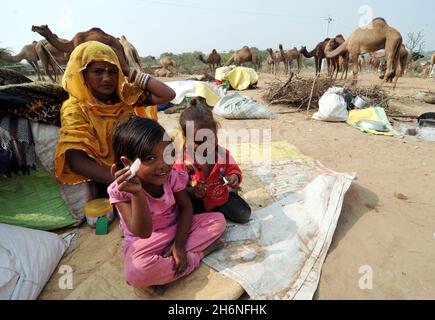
84, 198, 114, 228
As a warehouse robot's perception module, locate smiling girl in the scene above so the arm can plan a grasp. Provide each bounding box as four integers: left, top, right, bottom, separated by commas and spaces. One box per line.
108, 116, 225, 293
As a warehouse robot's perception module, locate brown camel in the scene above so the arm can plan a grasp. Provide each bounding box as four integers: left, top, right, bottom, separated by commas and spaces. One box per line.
279, 44, 302, 74
197, 49, 222, 74
368, 54, 381, 72
325, 35, 349, 80
431, 52, 435, 69
159, 57, 176, 69
118, 35, 143, 71
325, 18, 403, 88
224, 46, 257, 70
266, 48, 284, 75
0, 42, 45, 81
300, 38, 331, 75
34, 39, 70, 82
154, 67, 171, 77
378, 44, 419, 82
31, 25, 130, 76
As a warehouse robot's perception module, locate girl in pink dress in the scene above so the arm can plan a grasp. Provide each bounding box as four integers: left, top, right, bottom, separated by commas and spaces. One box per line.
108, 116, 226, 292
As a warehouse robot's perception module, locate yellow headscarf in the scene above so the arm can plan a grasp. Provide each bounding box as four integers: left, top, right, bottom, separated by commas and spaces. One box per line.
55, 41, 157, 185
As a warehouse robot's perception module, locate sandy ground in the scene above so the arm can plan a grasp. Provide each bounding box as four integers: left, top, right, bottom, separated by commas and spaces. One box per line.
158, 71, 435, 299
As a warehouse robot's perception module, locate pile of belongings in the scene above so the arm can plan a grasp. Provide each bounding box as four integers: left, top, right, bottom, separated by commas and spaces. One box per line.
0, 115, 36, 177
159, 80, 225, 114
313, 85, 397, 136
0, 81, 68, 126
1, 69, 90, 231
215, 66, 259, 91
213, 92, 274, 120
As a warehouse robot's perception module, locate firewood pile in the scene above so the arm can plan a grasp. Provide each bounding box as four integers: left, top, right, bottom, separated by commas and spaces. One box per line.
262, 74, 335, 109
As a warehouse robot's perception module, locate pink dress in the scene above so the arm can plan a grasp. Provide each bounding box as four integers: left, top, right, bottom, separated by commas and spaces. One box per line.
108, 169, 226, 287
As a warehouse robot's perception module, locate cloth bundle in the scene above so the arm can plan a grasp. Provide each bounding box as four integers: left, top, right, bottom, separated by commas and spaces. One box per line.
0, 82, 68, 126
0, 115, 36, 177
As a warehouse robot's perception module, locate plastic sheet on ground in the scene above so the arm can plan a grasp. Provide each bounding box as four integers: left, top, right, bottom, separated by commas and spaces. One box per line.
39, 141, 353, 300
347, 106, 398, 136
203, 141, 356, 300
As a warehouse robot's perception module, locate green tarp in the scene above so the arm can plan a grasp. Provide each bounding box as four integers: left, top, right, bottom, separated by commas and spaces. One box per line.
0, 168, 76, 230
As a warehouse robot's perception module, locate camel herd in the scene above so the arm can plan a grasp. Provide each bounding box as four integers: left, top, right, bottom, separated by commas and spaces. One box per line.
1, 18, 434, 88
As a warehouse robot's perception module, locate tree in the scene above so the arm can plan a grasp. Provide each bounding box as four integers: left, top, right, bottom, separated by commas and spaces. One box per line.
406, 31, 425, 55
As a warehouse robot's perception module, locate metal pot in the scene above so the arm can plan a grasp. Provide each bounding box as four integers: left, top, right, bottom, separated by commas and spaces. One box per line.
418, 112, 435, 128
352, 96, 370, 109
356, 120, 389, 132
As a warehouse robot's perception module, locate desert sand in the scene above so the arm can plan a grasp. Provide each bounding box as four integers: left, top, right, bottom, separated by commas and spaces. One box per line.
158, 71, 435, 299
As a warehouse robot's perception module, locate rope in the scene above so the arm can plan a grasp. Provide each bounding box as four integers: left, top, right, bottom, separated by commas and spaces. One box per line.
42, 44, 64, 75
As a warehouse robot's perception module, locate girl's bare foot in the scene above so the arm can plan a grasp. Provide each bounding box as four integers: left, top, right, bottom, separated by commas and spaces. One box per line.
153, 285, 167, 296
203, 239, 225, 257
135, 285, 167, 296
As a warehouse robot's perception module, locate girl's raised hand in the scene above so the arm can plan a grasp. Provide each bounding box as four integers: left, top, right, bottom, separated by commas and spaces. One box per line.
111, 164, 143, 195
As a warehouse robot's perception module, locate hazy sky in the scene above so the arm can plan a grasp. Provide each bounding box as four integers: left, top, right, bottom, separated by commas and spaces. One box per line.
1, 0, 434, 57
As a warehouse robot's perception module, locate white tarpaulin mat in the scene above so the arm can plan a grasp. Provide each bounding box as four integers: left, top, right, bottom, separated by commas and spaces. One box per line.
203, 172, 354, 300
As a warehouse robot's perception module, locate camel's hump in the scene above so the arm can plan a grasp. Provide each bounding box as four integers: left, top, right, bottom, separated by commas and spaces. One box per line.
372, 17, 388, 24
87, 27, 107, 34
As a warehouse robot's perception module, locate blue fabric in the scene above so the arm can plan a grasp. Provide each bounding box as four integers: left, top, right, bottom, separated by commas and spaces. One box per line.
157, 103, 172, 111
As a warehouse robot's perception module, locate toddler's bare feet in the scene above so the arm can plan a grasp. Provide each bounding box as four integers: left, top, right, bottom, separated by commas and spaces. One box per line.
203, 239, 225, 257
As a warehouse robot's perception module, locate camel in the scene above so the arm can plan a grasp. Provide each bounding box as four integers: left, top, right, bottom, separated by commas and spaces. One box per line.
266, 48, 284, 75
34, 39, 70, 82
300, 38, 331, 75
431, 52, 435, 69
224, 46, 257, 70
197, 49, 222, 74
378, 44, 423, 82
159, 57, 176, 69
118, 35, 143, 71
31, 25, 130, 76
325, 18, 403, 88
278, 44, 302, 74
325, 35, 349, 80
154, 67, 171, 78
0, 42, 45, 81
368, 54, 382, 72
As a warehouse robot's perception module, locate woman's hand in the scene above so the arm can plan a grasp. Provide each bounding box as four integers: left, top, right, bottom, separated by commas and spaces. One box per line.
111, 164, 142, 195
163, 243, 188, 276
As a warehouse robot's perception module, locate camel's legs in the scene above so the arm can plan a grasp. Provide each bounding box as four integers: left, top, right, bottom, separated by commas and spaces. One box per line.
39, 52, 56, 82
392, 55, 402, 90
28, 60, 43, 81
317, 58, 321, 75
349, 53, 359, 86
381, 38, 401, 87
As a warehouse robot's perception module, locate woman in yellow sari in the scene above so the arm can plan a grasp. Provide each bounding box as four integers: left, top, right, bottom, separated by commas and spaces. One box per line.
55, 41, 175, 192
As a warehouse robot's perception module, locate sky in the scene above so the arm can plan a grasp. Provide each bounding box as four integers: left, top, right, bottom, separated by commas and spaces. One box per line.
1, 0, 434, 57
